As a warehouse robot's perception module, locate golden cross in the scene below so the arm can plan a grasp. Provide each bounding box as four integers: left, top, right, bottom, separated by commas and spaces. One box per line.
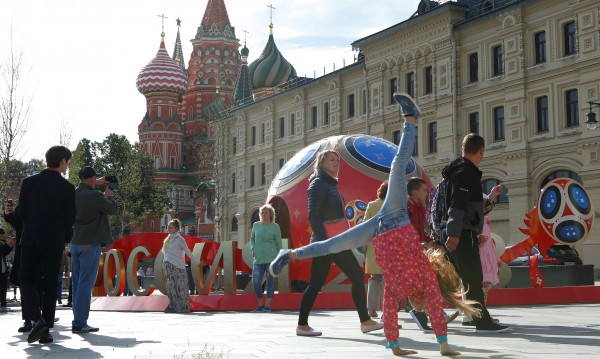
242, 29, 249, 44
267, 4, 276, 25
158, 14, 168, 34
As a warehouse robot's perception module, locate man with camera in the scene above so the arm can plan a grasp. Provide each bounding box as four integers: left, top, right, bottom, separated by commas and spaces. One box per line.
70, 166, 118, 334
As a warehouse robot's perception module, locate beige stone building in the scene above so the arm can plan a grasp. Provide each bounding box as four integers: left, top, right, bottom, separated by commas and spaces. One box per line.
213, 0, 600, 275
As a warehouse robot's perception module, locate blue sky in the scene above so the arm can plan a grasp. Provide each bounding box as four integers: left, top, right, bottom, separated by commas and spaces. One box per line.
2, 0, 420, 161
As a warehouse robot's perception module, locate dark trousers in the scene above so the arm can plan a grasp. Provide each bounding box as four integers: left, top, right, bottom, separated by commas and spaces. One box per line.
448, 230, 493, 326
19, 245, 62, 326
0, 272, 7, 307
298, 249, 370, 326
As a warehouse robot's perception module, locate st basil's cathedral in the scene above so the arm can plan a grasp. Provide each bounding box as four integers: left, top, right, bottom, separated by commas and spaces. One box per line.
134, 0, 297, 238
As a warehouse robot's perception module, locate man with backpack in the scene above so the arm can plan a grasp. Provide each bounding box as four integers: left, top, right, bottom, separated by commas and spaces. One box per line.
440, 133, 510, 333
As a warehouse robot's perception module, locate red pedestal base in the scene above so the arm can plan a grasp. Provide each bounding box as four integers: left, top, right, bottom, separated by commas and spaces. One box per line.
90, 285, 600, 312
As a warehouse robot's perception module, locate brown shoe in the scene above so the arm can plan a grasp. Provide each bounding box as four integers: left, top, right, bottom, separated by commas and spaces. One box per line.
368, 309, 378, 318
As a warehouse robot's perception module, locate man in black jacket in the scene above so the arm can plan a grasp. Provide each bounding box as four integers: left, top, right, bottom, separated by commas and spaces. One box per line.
442, 133, 509, 333
18, 145, 76, 344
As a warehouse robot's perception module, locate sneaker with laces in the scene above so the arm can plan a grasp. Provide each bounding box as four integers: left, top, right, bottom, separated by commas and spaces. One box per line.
393, 92, 420, 119
269, 249, 291, 277
261, 306, 271, 313
409, 309, 432, 333
475, 322, 510, 333
72, 325, 99, 334
253, 306, 264, 312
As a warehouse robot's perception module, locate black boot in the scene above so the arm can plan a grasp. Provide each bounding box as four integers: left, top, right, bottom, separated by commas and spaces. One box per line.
18, 320, 33, 333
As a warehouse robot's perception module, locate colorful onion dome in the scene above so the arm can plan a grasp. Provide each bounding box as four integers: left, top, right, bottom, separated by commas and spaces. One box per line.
248, 25, 297, 89
136, 36, 188, 95
204, 91, 229, 119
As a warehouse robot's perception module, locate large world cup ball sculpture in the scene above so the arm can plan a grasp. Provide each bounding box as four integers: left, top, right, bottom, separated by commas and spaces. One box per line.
267, 135, 431, 284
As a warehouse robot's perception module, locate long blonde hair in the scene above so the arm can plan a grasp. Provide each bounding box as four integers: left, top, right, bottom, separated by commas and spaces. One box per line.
422, 248, 482, 318
161, 218, 182, 253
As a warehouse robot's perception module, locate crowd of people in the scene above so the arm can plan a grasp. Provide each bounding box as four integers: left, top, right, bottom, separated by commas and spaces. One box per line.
0, 93, 510, 356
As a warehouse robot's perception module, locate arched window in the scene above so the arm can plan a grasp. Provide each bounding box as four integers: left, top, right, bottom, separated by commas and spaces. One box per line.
250, 209, 260, 228
231, 216, 238, 232
482, 178, 509, 204
540, 170, 583, 188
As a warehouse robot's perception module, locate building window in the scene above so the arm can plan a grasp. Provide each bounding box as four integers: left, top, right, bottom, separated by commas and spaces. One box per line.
170, 157, 175, 169
493, 106, 505, 141
251, 126, 256, 146
406, 72, 415, 97
231, 217, 238, 232
279, 117, 285, 138
428, 122, 437, 153
324, 102, 330, 125
566, 89, 579, 127
231, 173, 236, 193
261, 162, 266, 185
413, 131, 418, 156
469, 53, 478, 83
249, 165, 255, 187
564, 21, 576, 56
535, 31, 546, 64
424, 67, 433, 95
279, 158, 285, 169
362, 89, 367, 114
541, 170, 583, 188
290, 114, 295, 135
250, 210, 260, 228
390, 78, 397, 104
469, 112, 479, 134
311, 106, 318, 128
260, 123, 265, 144
347, 94, 355, 118
392, 130, 400, 145
493, 45, 503, 76
536, 96, 549, 133
155, 157, 160, 169
232, 137, 237, 154
482, 179, 509, 204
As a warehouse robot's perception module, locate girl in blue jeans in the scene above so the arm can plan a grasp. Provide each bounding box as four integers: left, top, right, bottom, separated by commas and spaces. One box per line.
270, 93, 479, 356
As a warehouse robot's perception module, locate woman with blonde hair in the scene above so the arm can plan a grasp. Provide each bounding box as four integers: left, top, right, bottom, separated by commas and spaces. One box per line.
250, 204, 282, 313
281, 148, 383, 336
162, 219, 202, 313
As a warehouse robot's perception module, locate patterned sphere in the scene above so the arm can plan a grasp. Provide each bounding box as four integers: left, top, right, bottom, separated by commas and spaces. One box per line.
538, 178, 593, 245
136, 39, 188, 95
345, 200, 368, 228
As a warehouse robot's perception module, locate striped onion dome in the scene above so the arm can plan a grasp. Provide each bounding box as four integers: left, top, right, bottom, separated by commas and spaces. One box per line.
248, 25, 297, 89
136, 36, 188, 95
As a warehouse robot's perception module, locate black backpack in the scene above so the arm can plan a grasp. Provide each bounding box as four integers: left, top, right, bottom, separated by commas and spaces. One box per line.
429, 177, 450, 238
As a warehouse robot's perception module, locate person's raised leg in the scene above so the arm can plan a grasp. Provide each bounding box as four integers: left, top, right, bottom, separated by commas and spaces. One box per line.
378, 93, 418, 224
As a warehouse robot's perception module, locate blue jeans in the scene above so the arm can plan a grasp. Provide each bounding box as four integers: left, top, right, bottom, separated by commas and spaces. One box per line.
296, 122, 415, 259
252, 263, 275, 300
70, 243, 102, 327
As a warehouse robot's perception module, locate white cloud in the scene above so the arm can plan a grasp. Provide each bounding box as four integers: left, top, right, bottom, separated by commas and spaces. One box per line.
1, 0, 420, 161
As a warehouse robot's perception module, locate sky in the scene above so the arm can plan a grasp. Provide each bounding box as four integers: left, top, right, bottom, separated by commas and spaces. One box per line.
2, 0, 421, 161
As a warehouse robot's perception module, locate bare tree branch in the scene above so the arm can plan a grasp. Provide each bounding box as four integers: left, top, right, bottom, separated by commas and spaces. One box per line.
0, 27, 33, 199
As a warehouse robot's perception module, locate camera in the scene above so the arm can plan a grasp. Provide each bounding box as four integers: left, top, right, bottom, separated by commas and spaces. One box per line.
105, 175, 119, 190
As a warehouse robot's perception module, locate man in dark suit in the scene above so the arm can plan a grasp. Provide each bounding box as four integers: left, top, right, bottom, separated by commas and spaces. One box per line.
18, 145, 76, 344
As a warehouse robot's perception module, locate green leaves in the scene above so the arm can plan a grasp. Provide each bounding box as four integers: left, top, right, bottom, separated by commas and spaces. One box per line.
70, 135, 170, 238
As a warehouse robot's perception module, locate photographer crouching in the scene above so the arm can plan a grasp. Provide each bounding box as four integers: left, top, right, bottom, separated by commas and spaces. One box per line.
70, 167, 118, 334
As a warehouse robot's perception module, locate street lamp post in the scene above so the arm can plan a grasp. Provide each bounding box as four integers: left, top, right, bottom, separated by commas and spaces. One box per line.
585, 101, 600, 130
